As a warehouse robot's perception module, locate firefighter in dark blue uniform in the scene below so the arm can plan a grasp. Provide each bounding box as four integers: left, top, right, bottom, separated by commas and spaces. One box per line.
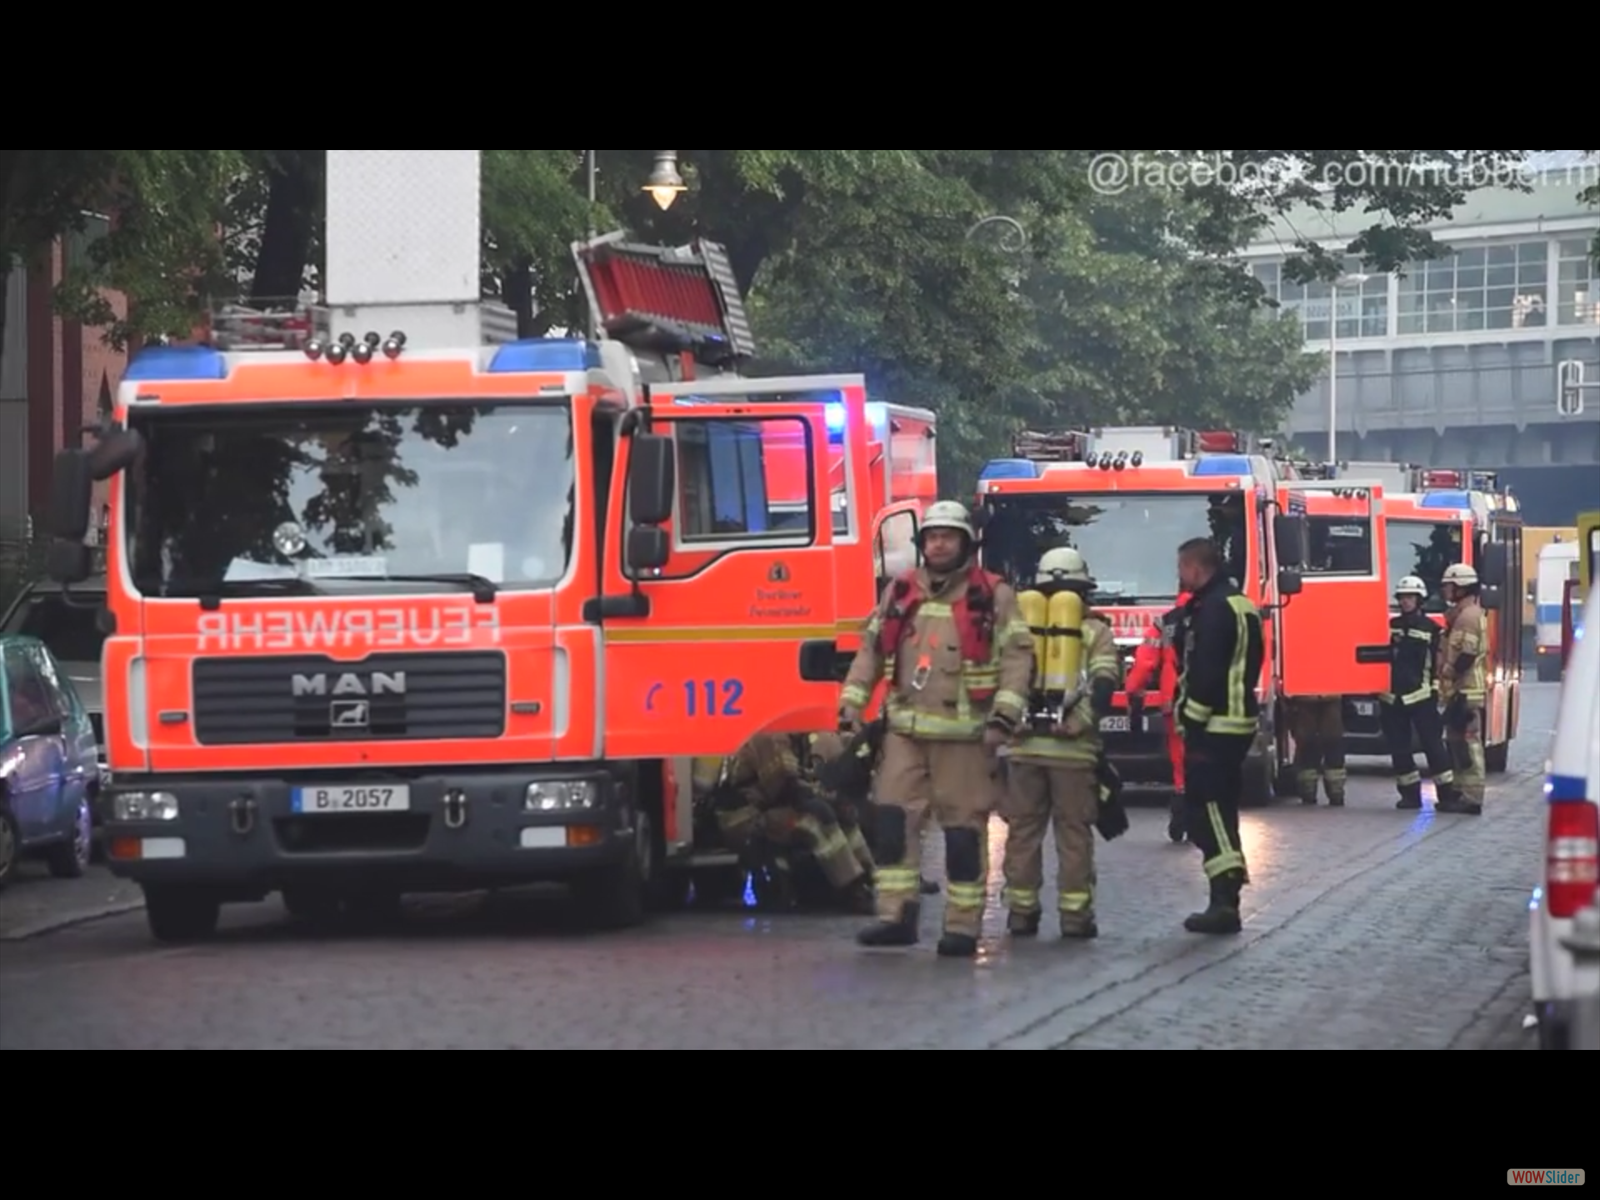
1381, 575, 1461, 811
1174, 537, 1263, 936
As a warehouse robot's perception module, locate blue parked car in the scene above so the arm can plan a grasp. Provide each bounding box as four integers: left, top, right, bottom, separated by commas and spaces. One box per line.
0, 635, 101, 889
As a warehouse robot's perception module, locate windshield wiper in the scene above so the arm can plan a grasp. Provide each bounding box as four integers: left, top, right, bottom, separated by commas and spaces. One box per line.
172, 577, 323, 610
336, 572, 498, 603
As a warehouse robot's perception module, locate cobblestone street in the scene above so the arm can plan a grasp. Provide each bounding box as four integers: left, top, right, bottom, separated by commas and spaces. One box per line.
0, 687, 1558, 1050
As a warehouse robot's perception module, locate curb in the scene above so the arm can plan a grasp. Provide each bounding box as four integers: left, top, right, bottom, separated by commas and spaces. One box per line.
0, 900, 145, 942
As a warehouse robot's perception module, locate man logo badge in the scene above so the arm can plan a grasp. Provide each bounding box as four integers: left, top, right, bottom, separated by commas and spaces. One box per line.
330, 700, 370, 728
768, 562, 790, 583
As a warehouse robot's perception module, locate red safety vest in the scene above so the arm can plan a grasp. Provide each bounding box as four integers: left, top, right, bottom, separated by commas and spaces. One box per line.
876, 567, 1000, 697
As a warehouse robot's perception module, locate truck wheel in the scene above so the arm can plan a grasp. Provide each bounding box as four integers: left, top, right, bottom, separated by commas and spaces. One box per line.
143, 886, 221, 944
1240, 753, 1276, 808
1535, 655, 1561, 683
571, 809, 651, 930
344, 888, 405, 927
1484, 738, 1509, 774
282, 886, 343, 925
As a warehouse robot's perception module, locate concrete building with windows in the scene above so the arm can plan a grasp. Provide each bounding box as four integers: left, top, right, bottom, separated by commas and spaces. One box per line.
1242, 172, 1599, 522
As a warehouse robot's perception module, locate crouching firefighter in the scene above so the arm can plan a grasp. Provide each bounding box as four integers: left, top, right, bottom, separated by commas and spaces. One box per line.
1175, 537, 1263, 935
1125, 592, 1192, 842
1003, 548, 1124, 939
713, 734, 875, 912
1381, 575, 1460, 811
839, 501, 1034, 957
1436, 562, 1488, 815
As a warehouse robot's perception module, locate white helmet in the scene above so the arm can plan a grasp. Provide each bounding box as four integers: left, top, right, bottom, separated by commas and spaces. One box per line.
1036, 546, 1093, 586
1441, 563, 1478, 588
1394, 575, 1427, 598
920, 500, 974, 540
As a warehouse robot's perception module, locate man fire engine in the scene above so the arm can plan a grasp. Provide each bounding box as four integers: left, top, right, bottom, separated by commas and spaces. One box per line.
975, 426, 1395, 807
42, 150, 889, 943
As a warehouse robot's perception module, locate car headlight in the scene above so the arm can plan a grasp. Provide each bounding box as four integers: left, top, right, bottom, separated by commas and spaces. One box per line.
114, 791, 179, 821
524, 780, 598, 811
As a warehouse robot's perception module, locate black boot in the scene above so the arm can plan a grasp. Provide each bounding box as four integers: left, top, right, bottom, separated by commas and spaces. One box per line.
1007, 910, 1040, 937
1183, 871, 1244, 935
1396, 782, 1423, 810
1167, 795, 1187, 843
1436, 792, 1482, 815
857, 902, 919, 947
937, 932, 978, 957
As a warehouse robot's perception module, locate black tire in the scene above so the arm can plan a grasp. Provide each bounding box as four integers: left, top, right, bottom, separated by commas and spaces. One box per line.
1535, 655, 1562, 683
0, 795, 19, 892
343, 887, 405, 927
571, 809, 651, 929
143, 885, 221, 944
1535, 1003, 1569, 1051
282, 886, 343, 924
1484, 722, 1509, 774
1240, 752, 1276, 808
45, 797, 93, 880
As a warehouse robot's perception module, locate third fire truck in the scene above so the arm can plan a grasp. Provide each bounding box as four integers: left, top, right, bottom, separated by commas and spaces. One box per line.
975, 426, 1396, 804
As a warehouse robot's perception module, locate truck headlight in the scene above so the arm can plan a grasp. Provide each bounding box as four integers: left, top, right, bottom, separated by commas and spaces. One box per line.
114, 791, 179, 821
524, 780, 598, 811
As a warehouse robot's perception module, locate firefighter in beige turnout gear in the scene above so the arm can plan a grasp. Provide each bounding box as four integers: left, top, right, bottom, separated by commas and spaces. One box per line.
1003, 547, 1123, 939
839, 501, 1034, 958
1436, 562, 1488, 814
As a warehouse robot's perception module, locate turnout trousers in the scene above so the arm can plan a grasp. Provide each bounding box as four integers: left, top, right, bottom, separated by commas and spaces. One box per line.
1289, 697, 1346, 803
1445, 708, 1486, 806
1183, 733, 1251, 884
872, 731, 996, 938
1001, 760, 1098, 934
1379, 699, 1454, 802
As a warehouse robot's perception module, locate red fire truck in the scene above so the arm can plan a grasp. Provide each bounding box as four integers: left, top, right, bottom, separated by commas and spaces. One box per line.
975, 426, 1395, 804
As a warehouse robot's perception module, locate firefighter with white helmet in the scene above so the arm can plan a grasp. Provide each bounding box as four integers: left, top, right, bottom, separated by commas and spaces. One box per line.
1379, 574, 1461, 811
1436, 561, 1487, 813
1002, 546, 1124, 939
839, 500, 1034, 957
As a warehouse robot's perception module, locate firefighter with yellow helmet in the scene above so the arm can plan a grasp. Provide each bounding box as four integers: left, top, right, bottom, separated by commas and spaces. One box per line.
1436, 561, 1487, 814
839, 500, 1034, 957
1003, 547, 1123, 938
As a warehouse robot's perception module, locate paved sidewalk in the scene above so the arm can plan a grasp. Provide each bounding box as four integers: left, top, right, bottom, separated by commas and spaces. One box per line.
0, 865, 142, 941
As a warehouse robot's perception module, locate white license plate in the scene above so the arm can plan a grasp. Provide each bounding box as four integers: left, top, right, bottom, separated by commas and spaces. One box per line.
291, 785, 411, 813
1353, 702, 1376, 716
1100, 716, 1131, 732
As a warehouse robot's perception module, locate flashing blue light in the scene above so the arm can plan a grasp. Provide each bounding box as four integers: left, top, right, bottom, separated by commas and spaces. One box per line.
978, 458, 1041, 481
123, 345, 228, 382
1193, 454, 1253, 477
487, 338, 600, 373
825, 402, 847, 434
1419, 490, 1471, 510
865, 402, 888, 428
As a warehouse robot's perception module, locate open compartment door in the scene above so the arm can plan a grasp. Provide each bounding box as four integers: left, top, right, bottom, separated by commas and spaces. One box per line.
600, 394, 845, 759
1276, 480, 1394, 696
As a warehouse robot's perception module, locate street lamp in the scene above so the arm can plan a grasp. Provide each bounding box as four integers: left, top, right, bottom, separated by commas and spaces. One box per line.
1326, 272, 1369, 463
643, 151, 686, 210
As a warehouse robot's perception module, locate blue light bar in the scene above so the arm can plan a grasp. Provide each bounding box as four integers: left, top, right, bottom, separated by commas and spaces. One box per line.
1192, 454, 1253, 477
123, 345, 228, 382
487, 338, 600, 373
978, 458, 1041, 480
825, 402, 847, 434
1419, 490, 1471, 510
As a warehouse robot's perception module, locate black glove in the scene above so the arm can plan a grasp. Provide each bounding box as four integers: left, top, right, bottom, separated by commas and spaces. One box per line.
1093, 755, 1129, 842
1445, 693, 1471, 731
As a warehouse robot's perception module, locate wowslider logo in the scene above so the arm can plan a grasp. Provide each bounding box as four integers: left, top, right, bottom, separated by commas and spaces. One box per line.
1507, 1170, 1585, 1186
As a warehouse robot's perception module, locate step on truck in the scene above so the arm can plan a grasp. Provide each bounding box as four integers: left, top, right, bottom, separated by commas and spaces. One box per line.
1343, 467, 1521, 771
974, 426, 1390, 804
41, 149, 891, 942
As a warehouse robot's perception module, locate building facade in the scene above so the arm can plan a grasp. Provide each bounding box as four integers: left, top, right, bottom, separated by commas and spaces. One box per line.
1242, 173, 1600, 493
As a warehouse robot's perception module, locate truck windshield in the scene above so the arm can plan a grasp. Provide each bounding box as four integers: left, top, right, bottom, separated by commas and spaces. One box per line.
125, 402, 574, 597
1385, 518, 1459, 613
981, 492, 1249, 603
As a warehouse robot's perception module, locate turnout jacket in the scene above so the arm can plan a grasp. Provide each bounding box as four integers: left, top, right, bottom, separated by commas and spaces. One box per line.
1177, 572, 1264, 739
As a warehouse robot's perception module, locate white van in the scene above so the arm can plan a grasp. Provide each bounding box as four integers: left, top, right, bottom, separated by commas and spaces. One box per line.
1528, 582, 1600, 1049
1533, 540, 1580, 681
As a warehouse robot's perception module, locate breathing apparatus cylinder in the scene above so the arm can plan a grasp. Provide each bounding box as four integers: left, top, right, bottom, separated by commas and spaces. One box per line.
1047, 590, 1085, 691
1019, 589, 1050, 685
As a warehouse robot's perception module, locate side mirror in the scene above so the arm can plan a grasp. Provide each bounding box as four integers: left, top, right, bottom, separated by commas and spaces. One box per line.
1273, 513, 1307, 568
1276, 567, 1303, 597
627, 433, 675, 526
1479, 584, 1502, 611
50, 449, 94, 540
86, 428, 143, 481
625, 526, 670, 572
1478, 542, 1509, 587
47, 540, 93, 585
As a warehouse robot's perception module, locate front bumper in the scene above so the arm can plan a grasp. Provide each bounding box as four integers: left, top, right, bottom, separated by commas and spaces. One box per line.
99, 765, 632, 896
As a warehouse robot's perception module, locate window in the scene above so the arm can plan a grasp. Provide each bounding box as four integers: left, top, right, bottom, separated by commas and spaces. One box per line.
4, 592, 106, 663
1305, 515, 1373, 576
63, 212, 110, 274
1398, 240, 1549, 334
675, 416, 813, 543
874, 509, 919, 589
1257, 257, 1388, 340
1385, 519, 1461, 612
1557, 237, 1598, 327
3, 644, 58, 735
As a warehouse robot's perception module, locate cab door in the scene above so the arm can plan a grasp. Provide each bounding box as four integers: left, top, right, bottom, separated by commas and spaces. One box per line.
599, 390, 847, 760
1276, 481, 1393, 696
